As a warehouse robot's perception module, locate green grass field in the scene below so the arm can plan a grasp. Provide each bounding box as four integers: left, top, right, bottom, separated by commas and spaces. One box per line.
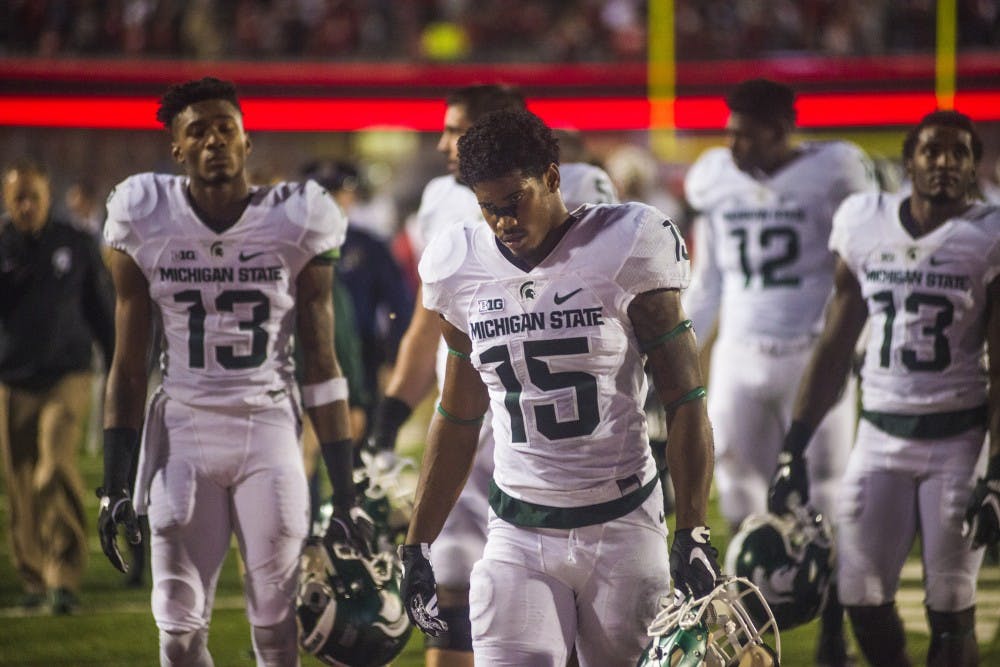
1, 439, 997, 666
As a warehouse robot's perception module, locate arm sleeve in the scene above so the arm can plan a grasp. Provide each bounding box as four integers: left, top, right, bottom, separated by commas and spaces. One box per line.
103, 174, 154, 263
297, 180, 348, 266
418, 221, 472, 329
614, 205, 691, 299
828, 193, 870, 274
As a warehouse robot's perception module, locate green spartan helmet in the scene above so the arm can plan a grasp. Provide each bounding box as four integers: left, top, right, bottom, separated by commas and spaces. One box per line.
637, 622, 711, 666
295, 536, 412, 666
724, 510, 834, 631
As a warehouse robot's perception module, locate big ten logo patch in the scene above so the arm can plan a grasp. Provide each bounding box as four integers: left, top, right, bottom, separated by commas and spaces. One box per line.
478, 298, 504, 313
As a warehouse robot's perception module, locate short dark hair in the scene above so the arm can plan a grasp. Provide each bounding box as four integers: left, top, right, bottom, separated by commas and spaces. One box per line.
726, 78, 796, 127
902, 110, 983, 162
446, 84, 526, 123
300, 159, 365, 196
156, 77, 242, 130
457, 109, 559, 188
2, 157, 48, 181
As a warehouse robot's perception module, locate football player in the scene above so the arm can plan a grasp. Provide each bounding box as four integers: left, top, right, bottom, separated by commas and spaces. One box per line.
398, 108, 721, 666
682, 78, 877, 665
96, 77, 368, 666
769, 110, 1000, 667
366, 84, 617, 667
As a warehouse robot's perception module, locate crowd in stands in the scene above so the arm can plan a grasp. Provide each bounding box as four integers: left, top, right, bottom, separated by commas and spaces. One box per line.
2, 0, 998, 62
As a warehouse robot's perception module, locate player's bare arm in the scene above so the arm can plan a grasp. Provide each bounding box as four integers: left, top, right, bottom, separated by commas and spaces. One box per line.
297, 257, 352, 444
98, 248, 152, 572
104, 249, 152, 430
629, 286, 722, 599
790, 257, 868, 432
383, 285, 442, 407
986, 275, 1000, 458
628, 287, 713, 529
405, 315, 488, 545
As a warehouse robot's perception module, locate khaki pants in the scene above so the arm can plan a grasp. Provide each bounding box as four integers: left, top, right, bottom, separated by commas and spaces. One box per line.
0, 372, 91, 593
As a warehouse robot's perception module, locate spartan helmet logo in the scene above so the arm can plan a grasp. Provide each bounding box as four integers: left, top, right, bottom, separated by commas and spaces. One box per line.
519, 281, 536, 300
210, 241, 224, 258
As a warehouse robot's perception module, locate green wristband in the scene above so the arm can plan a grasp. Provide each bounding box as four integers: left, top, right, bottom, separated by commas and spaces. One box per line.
436, 403, 485, 426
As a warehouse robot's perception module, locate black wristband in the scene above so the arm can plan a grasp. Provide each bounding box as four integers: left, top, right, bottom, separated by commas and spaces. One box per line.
369, 396, 412, 450
986, 453, 1000, 480
783, 420, 814, 458
102, 427, 140, 494
321, 439, 358, 509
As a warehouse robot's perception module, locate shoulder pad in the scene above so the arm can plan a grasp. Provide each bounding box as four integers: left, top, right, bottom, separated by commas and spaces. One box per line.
830, 191, 888, 260
304, 179, 348, 234
106, 173, 159, 222
684, 147, 734, 211
835, 190, 882, 223
560, 162, 619, 208
418, 220, 472, 284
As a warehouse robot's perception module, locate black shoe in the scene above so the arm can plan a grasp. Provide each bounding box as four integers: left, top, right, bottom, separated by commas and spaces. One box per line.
49, 587, 79, 615
19, 592, 47, 611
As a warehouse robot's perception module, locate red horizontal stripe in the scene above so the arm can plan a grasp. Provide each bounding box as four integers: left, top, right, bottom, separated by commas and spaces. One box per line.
1, 92, 998, 131
1, 53, 997, 88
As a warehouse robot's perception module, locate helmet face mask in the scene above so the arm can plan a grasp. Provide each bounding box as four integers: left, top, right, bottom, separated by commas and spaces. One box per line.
638, 577, 781, 667
297, 501, 413, 666
724, 507, 834, 631
352, 450, 418, 552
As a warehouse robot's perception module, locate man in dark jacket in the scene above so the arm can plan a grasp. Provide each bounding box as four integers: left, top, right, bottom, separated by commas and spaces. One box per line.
0, 158, 114, 614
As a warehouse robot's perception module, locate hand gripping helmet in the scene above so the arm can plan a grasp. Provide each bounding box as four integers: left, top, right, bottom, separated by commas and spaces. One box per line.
723, 506, 834, 631
637, 576, 781, 666
296, 513, 413, 665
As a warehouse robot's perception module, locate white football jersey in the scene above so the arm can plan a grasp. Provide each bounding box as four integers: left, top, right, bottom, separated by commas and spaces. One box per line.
409, 174, 481, 260
420, 202, 688, 507
832, 192, 1000, 414
683, 142, 876, 341
104, 173, 348, 408
414, 165, 620, 386
559, 161, 619, 211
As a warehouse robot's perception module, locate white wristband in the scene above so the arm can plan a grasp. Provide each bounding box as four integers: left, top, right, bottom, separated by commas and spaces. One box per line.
302, 377, 349, 407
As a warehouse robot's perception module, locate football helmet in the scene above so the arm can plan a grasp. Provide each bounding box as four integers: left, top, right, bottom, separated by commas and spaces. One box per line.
638, 576, 781, 666
296, 514, 412, 666
353, 450, 417, 553
724, 506, 834, 631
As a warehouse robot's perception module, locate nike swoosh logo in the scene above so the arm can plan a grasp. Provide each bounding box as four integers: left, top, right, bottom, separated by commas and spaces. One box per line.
689, 547, 714, 576
239, 251, 266, 261
554, 288, 583, 305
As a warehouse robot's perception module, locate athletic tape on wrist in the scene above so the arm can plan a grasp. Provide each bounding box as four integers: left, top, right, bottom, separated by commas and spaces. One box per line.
302, 377, 349, 408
